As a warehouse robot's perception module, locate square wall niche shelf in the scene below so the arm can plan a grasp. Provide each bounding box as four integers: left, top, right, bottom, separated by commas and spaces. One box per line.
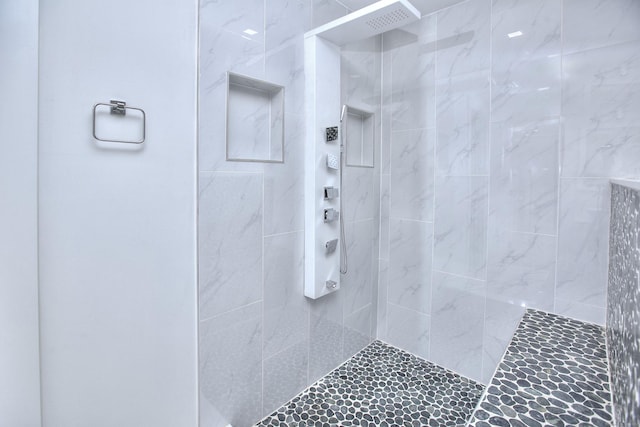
226, 72, 285, 163
344, 106, 374, 168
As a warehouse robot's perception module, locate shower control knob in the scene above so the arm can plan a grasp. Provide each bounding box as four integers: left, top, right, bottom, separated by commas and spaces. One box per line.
325, 238, 338, 254
324, 208, 339, 223
324, 186, 339, 200
326, 280, 338, 290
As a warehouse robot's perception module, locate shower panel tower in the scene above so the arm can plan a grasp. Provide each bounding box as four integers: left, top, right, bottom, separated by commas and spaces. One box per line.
304, 0, 420, 299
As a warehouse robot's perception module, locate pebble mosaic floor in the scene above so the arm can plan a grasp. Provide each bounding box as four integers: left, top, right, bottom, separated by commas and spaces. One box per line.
255, 340, 485, 427
468, 309, 614, 427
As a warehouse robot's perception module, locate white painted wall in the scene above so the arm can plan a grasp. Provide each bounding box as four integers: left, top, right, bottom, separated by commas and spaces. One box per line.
0, 1, 42, 426
38, 1, 198, 426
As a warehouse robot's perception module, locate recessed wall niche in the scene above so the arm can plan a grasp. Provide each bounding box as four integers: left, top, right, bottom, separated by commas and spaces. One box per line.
226, 72, 284, 163
344, 105, 374, 168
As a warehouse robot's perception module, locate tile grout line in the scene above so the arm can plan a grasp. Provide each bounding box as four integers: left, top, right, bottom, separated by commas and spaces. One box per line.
552, 0, 565, 319
260, 157, 266, 417
479, 0, 495, 393
428, 11, 438, 361
384, 35, 393, 343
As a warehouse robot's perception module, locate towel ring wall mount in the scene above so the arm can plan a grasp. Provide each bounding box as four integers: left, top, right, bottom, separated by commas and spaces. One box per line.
92, 100, 146, 144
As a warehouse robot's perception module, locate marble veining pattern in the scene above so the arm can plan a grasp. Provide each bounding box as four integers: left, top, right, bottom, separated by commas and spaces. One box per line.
199, 1, 381, 424
468, 309, 613, 427
435, 74, 490, 177
433, 176, 488, 279
256, 340, 484, 427
607, 182, 640, 427
388, 219, 433, 315
380, 0, 624, 387
390, 129, 435, 222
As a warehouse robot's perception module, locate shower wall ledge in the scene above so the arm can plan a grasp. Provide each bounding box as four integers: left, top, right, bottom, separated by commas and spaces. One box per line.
607, 181, 640, 427
468, 309, 614, 426
609, 179, 640, 191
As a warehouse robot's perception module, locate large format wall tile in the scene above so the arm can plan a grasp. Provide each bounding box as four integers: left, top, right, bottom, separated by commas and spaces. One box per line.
311, 0, 348, 28
562, 42, 640, 178
343, 304, 373, 359
554, 299, 605, 326
199, 172, 263, 320
199, 303, 262, 427
435, 73, 490, 177
433, 176, 488, 279
386, 303, 430, 360
343, 166, 376, 223
263, 231, 307, 359
556, 179, 610, 309
341, 36, 382, 112
201, 0, 265, 43
486, 229, 556, 311
376, 259, 389, 341
265, 0, 306, 50
266, 40, 305, 117
263, 114, 305, 236
563, 0, 640, 54
491, 0, 561, 124
388, 219, 433, 314
481, 298, 524, 383
489, 121, 559, 235
379, 174, 390, 261
430, 272, 485, 382
309, 291, 344, 383
199, 1, 266, 173
390, 129, 435, 221
388, 16, 437, 131
436, 0, 490, 79
263, 340, 309, 416
380, 46, 392, 175
343, 220, 374, 317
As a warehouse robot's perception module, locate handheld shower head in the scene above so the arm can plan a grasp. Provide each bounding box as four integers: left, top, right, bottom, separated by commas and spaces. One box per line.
340, 104, 347, 122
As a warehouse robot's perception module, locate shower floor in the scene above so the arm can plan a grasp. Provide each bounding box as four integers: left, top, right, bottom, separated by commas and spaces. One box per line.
255, 340, 485, 427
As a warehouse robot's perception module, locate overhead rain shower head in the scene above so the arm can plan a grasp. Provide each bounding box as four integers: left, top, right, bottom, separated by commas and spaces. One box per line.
305, 0, 421, 46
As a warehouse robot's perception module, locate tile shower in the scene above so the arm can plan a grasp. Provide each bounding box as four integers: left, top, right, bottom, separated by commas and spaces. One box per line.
197, 0, 640, 426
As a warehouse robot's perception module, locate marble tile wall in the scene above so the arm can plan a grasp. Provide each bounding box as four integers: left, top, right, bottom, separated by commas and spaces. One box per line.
198, 0, 638, 422
198, 1, 379, 426
378, 0, 640, 384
